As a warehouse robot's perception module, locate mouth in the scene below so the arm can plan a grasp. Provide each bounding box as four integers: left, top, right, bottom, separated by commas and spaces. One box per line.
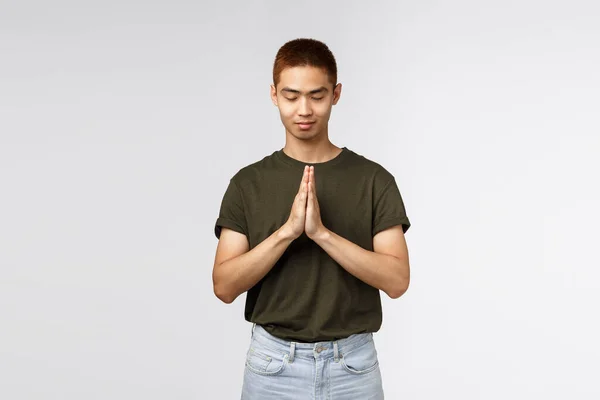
296, 121, 315, 130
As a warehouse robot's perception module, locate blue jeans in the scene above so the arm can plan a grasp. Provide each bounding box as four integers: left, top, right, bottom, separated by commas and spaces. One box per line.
241, 324, 384, 399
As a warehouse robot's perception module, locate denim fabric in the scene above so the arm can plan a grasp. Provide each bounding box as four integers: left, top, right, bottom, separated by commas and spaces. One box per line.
241, 324, 384, 399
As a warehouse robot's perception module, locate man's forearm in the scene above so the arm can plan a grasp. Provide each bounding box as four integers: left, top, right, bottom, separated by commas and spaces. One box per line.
214, 226, 295, 303
312, 228, 409, 299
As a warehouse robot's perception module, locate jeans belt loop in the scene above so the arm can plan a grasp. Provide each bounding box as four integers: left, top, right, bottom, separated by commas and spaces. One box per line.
289, 342, 296, 363
333, 341, 340, 363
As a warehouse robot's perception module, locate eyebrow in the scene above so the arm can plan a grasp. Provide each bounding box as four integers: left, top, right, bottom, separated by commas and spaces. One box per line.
280, 86, 329, 95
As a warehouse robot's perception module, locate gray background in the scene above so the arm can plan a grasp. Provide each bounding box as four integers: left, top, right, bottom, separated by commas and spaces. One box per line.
1, 0, 599, 398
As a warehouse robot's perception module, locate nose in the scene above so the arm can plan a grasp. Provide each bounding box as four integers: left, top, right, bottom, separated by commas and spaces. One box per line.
297, 97, 312, 116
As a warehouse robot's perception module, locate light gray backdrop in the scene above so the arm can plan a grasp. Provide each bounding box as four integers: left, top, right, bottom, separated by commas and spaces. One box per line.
1, 0, 599, 399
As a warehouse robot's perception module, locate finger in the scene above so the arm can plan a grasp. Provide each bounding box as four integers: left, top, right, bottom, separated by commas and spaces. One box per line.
299, 177, 308, 205
299, 181, 306, 200
298, 165, 308, 193
310, 166, 316, 194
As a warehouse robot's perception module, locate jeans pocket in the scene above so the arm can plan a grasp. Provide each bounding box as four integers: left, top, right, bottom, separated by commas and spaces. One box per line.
340, 337, 380, 375
245, 342, 289, 376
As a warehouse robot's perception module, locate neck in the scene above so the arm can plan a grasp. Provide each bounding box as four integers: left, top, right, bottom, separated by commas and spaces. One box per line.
283, 129, 341, 164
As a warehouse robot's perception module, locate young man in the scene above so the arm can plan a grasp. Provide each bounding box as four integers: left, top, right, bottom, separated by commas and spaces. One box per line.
213, 38, 411, 399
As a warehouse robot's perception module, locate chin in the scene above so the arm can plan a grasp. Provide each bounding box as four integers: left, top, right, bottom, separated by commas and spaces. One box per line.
296, 131, 320, 140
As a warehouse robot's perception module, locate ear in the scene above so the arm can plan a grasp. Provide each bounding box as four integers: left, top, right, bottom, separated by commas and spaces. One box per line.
270, 84, 278, 107
332, 83, 342, 105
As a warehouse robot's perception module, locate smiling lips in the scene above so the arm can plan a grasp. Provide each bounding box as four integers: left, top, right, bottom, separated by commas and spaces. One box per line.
297, 121, 315, 130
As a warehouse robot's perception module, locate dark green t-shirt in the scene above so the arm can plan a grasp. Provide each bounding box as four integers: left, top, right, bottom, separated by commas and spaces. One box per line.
214, 147, 410, 342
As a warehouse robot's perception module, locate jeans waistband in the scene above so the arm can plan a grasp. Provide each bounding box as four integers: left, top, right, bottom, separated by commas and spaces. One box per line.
250, 323, 373, 361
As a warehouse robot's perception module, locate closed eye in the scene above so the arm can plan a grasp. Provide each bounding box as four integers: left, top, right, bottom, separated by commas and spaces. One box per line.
285, 97, 324, 101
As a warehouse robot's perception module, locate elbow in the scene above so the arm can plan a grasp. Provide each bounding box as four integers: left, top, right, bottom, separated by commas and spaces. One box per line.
213, 264, 236, 304
219, 296, 235, 304
214, 283, 236, 304
387, 280, 410, 299
214, 287, 235, 304
387, 288, 407, 299
387, 259, 410, 299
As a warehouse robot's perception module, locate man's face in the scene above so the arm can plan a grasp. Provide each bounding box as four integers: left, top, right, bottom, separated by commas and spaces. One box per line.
270, 66, 342, 141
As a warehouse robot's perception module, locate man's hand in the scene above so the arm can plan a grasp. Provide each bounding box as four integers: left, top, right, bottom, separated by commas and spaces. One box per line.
305, 166, 327, 240
282, 165, 309, 240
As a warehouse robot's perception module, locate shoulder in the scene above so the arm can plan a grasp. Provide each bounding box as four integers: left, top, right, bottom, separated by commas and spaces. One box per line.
228, 150, 280, 187
345, 148, 395, 184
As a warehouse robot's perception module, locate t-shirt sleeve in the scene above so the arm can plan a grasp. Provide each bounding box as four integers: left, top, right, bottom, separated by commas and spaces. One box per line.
214, 179, 248, 239
372, 176, 411, 236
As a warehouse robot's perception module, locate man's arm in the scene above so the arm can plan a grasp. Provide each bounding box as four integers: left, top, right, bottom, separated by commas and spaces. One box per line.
212, 226, 296, 304
304, 165, 410, 299
311, 225, 410, 299
213, 166, 310, 304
